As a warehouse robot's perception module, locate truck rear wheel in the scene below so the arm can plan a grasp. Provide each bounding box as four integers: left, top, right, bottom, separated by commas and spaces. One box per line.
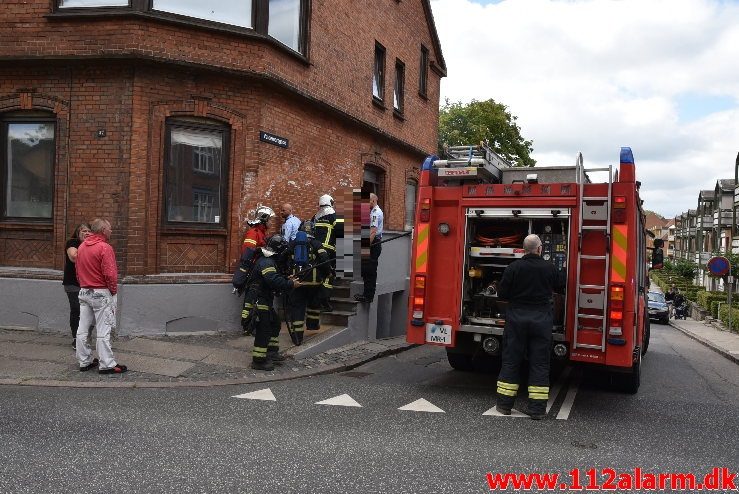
614, 353, 641, 394
446, 350, 474, 371
641, 318, 651, 356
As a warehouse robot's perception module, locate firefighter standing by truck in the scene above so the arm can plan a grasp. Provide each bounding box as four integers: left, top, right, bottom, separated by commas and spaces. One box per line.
246, 235, 302, 371
495, 234, 566, 420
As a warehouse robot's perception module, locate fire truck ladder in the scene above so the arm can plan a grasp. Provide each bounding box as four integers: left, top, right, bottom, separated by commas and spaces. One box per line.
573, 153, 613, 352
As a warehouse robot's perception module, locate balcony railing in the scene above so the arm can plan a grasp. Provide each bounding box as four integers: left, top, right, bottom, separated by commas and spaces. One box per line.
713, 209, 733, 226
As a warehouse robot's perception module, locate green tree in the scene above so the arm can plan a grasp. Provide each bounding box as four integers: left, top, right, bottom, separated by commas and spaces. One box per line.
438, 98, 535, 167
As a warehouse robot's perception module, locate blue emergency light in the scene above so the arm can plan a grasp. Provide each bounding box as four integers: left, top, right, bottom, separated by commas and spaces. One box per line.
620, 147, 634, 164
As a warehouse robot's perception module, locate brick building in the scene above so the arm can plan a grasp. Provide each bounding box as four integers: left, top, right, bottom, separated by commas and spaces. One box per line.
0, 0, 445, 334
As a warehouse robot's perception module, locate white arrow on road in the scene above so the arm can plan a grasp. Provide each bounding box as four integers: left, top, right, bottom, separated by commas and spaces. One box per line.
232, 388, 277, 401
398, 398, 445, 413
316, 394, 362, 407
482, 406, 528, 417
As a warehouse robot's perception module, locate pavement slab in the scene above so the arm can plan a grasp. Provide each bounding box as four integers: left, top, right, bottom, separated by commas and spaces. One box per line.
0, 341, 73, 364
115, 338, 215, 361
670, 318, 739, 364
0, 328, 414, 387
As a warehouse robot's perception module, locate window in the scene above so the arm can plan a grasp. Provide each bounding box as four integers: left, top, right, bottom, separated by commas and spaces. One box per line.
393, 59, 405, 115
419, 45, 429, 97
59, 0, 128, 6
193, 146, 216, 174
164, 122, 227, 225
269, 0, 302, 52
362, 164, 386, 217
55, 1, 310, 55
1, 117, 55, 220
193, 189, 215, 223
152, 0, 253, 28
404, 180, 417, 230
372, 42, 386, 103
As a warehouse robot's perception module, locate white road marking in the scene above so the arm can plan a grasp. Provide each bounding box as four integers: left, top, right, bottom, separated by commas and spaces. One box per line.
398, 398, 445, 413
547, 366, 572, 413
556, 373, 582, 420
315, 394, 362, 407
232, 388, 276, 401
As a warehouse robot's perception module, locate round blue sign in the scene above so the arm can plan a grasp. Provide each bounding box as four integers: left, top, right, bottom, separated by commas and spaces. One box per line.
707, 256, 731, 277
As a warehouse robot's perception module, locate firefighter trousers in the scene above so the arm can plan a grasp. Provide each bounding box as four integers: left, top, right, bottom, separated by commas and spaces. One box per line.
288, 285, 322, 344
360, 240, 382, 300
252, 306, 281, 363
496, 304, 552, 414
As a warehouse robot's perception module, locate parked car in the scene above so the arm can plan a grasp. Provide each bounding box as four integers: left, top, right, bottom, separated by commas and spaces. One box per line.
648, 291, 669, 324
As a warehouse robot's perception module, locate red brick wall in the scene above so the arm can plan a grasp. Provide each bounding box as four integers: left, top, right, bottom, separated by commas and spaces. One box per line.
0, 0, 442, 276
0, 0, 442, 152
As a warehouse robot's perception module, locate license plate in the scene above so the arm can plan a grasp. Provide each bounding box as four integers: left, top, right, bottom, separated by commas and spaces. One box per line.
425, 323, 452, 345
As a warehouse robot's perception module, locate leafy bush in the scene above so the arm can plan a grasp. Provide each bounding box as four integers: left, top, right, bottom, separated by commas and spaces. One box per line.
717, 305, 739, 332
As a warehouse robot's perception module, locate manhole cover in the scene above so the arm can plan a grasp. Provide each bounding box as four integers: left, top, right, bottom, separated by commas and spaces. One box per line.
340, 371, 373, 378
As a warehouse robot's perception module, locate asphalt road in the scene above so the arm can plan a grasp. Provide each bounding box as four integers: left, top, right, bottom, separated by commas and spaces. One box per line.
1, 322, 738, 493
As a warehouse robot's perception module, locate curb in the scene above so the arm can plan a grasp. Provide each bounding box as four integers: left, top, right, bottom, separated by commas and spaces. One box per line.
669, 321, 739, 365
0, 343, 418, 389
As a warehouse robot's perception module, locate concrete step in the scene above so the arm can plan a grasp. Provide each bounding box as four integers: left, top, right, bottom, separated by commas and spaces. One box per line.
328, 297, 359, 313
321, 310, 356, 327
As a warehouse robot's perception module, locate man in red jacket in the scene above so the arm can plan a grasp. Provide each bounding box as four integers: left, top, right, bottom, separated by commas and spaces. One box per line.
75, 218, 127, 374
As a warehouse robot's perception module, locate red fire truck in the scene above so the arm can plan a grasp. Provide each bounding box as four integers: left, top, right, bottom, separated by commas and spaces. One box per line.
406, 145, 651, 393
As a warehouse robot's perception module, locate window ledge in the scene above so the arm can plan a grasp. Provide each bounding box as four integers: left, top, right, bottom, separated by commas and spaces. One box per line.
418, 91, 428, 101
0, 221, 53, 231
372, 97, 386, 111
393, 109, 405, 121
161, 226, 228, 236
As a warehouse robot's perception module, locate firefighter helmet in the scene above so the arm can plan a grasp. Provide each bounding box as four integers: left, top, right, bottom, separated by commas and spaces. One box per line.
262, 234, 287, 257
318, 194, 334, 207
247, 204, 275, 226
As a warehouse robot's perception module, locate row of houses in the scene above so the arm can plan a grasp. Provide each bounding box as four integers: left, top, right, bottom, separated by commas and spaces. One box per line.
670, 155, 739, 290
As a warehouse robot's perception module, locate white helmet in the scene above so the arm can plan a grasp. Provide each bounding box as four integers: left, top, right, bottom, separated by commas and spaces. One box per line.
247, 204, 275, 226
319, 194, 334, 207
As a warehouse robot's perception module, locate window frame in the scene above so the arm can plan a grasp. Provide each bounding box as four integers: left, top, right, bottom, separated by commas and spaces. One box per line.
162, 119, 230, 230
393, 58, 405, 118
0, 113, 57, 224
51, 0, 311, 57
372, 41, 387, 106
419, 44, 429, 99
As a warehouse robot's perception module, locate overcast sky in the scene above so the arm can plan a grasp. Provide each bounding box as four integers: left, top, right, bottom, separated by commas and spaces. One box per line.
430, 0, 739, 217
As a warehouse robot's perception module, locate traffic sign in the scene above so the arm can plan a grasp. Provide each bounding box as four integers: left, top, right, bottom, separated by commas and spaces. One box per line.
707, 256, 731, 277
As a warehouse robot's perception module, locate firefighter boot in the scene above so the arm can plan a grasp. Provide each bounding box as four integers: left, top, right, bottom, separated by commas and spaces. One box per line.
250, 357, 275, 371
267, 350, 286, 366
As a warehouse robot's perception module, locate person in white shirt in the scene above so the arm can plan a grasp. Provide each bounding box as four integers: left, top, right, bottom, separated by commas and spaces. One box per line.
355, 193, 383, 303
280, 203, 301, 242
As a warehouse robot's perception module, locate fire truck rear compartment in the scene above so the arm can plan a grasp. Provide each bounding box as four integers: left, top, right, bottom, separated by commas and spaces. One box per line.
462, 214, 568, 336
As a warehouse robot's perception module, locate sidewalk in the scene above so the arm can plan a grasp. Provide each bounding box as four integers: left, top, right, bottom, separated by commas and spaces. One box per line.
669, 318, 739, 365
0, 327, 414, 388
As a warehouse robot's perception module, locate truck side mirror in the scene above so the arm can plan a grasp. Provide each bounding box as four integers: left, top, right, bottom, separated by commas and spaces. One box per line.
651, 247, 664, 270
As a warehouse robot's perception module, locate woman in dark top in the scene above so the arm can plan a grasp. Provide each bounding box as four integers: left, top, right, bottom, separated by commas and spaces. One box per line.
63, 223, 91, 348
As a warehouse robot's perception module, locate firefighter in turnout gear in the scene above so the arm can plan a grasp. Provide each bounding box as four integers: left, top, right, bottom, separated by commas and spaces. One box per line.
313, 194, 340, 311
495, 234, 566, 420
246, 235, 301, 371
239, 205, 275, 333
241, 204, 274, 254
282, 220, 331, 344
